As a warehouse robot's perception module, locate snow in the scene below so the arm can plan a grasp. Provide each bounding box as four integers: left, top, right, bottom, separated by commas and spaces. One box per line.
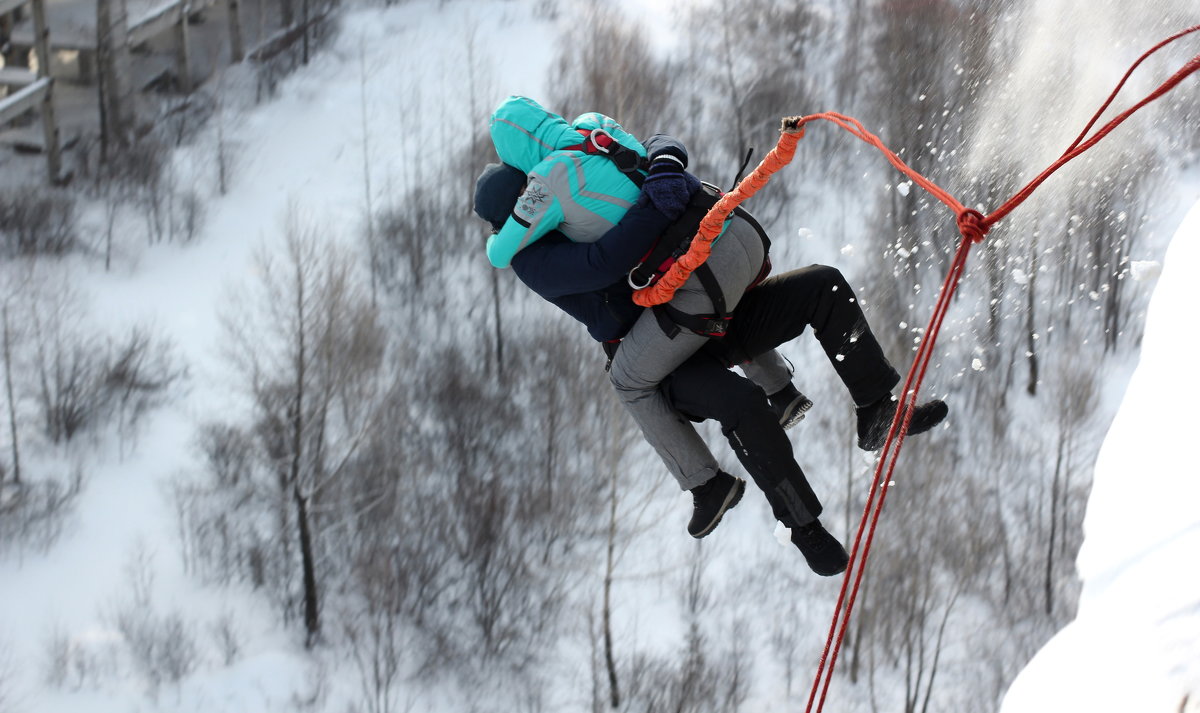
1, 0, 1198, 711
1130, 260, 1162, 282
999, 197, 1200, 713
773, 521, 792, 547
0, 1, 557, 711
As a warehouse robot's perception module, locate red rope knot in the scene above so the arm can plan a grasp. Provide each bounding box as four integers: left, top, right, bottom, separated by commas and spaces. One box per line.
956, 209, 988, 244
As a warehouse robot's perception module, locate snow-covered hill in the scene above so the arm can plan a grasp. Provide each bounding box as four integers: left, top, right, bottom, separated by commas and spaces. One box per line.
1000, 196, 1200, 712
0, 3, 556, 711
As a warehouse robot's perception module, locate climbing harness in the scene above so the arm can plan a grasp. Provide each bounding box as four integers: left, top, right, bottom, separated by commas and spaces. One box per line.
561, 127, 647, 187
630, 183, 773, 339
568, 137, 774, 340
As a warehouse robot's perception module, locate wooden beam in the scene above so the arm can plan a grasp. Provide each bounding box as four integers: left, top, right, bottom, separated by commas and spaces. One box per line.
29, 0, 50, 78
39, 72, 61, 182
0, 76, 48, 125
0, 67, 37, 87
247, 8, 329, 63
127, 0, 183, 47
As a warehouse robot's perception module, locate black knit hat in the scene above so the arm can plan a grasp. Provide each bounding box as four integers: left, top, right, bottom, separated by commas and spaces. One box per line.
473, 162, 527, 231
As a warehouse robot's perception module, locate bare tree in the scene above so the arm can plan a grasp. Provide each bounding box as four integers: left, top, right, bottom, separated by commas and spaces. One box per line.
223, 206, 388, 647
1042, 357, 1098, 617
551, 3, 676, 141
96, 0, 134, 162
358, 39, 378, 306
1, 294, 23, 487
0, 188, 78, 256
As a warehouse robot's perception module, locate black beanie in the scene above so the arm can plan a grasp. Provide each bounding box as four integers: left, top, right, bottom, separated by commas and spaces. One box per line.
473, 162, 527, 231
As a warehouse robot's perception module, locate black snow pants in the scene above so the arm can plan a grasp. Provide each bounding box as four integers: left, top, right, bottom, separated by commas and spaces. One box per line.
661, 264, 901, 528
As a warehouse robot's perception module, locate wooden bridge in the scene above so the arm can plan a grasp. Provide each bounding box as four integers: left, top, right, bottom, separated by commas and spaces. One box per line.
0, 0, 227, 183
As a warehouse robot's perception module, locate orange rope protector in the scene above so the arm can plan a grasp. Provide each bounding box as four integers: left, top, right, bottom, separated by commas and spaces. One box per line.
630, 119, 807, 307
627, 20, 1197, 713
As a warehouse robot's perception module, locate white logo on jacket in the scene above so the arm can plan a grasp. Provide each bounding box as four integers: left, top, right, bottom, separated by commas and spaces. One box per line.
516, 177, 550, 219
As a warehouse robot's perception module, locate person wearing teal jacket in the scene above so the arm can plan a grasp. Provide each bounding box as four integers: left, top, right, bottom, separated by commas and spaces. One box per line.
486, 95, 649, 268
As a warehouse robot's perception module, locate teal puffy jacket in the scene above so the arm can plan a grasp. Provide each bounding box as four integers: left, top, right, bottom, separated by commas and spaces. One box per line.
486, 96, 647, 268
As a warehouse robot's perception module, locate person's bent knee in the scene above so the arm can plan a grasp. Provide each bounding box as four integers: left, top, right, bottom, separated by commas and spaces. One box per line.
807, 263, 848, 289
608, 359, 658, 399
718, 381, 774, 432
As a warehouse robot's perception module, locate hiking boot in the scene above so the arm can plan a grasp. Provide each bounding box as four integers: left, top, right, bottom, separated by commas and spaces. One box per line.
856, 395, 949, 451
768, 383, 814, 431
687, 471, 746, 538
791, 520, 849, 576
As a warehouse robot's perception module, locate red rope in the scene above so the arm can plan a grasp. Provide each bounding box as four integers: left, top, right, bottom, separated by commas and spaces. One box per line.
803, 24, 1199, 713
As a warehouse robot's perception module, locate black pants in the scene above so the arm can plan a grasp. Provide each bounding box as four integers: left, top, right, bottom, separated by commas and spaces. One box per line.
662, 265, 901, 527
715, 264, 900, 406
664, 351, 822, 527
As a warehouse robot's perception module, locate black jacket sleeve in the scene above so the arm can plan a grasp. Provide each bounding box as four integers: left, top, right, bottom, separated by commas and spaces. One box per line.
510, 201, 673, 299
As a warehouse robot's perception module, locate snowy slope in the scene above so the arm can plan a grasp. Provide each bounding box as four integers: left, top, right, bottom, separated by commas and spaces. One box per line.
0, 2, 555, 712
2, 1, 1196, 711
1000, 196, 1200, 712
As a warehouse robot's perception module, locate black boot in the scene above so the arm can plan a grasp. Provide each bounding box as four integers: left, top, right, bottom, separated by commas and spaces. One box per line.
687, 471, 746, 538
791, 520, 849, 576
767, 383, 814, 431
856, 395, 949, 451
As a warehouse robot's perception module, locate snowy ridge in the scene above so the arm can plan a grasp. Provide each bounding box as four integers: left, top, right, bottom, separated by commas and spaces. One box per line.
1000, 195, 1200, 712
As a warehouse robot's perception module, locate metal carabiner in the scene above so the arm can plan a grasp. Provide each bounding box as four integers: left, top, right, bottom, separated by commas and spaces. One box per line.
627, 268, 654, 290
588, 128, 614, 155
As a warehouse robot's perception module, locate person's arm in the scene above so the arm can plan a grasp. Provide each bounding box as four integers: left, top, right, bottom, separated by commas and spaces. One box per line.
640, 134, 698, 220
486, 171, 565, 268
510, 203, 674, 298
509, 134, 700, 297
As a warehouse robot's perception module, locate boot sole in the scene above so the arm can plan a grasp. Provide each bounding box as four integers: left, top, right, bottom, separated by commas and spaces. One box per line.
689, 478, 746, 539
778, 395, 814, 430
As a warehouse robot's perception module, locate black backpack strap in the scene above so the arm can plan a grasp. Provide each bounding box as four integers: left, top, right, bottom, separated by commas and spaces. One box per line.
732, 203, 771, 255
653, 303, 732, 338
651, 263, 731, 339
601, 339, 621, 372
641, 187, 744, 341
695, 263, 727, 320
627, 186, 720, 289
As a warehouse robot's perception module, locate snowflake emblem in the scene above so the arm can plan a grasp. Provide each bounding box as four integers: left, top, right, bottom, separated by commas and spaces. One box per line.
517, 178, 550, 216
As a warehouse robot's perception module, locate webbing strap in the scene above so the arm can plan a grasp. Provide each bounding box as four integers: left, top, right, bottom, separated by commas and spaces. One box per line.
628, 186, 721, 288
561, 128, 646, 188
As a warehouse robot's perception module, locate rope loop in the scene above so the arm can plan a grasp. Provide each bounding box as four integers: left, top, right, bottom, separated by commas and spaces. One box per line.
956, 209, 988, 244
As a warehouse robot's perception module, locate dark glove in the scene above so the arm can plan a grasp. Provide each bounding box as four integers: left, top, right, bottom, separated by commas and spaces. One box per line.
638, 134, 698, 220
641, 169, 700, 221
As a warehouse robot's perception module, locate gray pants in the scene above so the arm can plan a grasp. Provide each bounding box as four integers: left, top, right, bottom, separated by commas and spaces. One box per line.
608, 216, 788, 490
